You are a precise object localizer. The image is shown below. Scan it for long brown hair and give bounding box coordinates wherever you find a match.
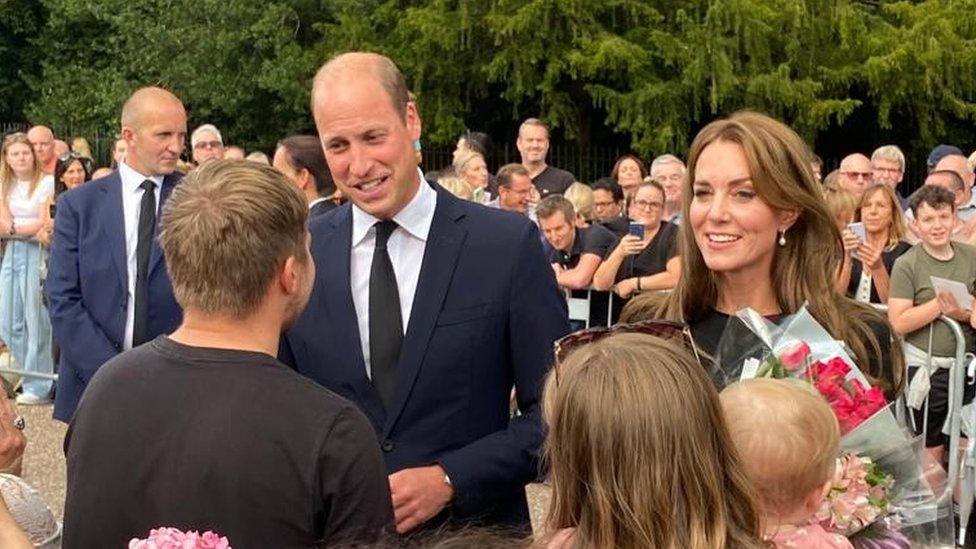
[651,111,904,396]
[856,183,907,250]
[543,333,764,549]
[0,133,44,198]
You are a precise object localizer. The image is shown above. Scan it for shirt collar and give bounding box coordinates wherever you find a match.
[119,161,164,194]
[352,168,437,246]
[961,189,976,211]
[308,196,330,209]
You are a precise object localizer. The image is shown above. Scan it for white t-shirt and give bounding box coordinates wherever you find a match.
[7,176,54,223]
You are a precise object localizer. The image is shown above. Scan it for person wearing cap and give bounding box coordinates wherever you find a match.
[190,124,225,166]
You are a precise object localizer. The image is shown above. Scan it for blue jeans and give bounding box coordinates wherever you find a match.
[0,240,53,398]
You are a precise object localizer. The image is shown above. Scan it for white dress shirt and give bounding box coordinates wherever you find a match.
[118,162,163,350]
[350,169,436,378]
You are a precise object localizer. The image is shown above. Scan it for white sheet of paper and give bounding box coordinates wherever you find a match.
[740,358,761,380]
[931,276,974,310]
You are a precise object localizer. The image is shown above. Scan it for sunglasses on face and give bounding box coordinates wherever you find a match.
[552,319,704,383]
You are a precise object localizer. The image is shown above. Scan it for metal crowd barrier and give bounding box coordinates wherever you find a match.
[0,233,58,384]
[566,288,615,329]
[872,303,970,543]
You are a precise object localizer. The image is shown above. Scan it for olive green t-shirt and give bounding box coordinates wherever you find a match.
[889,242,976,356]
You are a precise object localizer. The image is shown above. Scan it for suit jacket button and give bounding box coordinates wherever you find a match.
[381,441,394,452]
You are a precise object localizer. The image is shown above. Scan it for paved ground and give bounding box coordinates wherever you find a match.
[12,401,553,534]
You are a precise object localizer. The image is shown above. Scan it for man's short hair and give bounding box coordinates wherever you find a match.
[191,124,223,148]
[313,52,411,123]
[496,163,530,189]
[871,145,905,171]
[277,135,335,195]
[518,118,548,138]
[649,154,685,176]
[535,195,575,224]
[927,169,965,193]
[159,160,308,316]
[591,177,624,202]
[909,184,957,216]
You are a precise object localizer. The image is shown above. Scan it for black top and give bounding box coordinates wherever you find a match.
[544,224,617,268]
[64,337,393,549]
[611,221,679,283]
[532,165,575,197]
[597,216,630,238]
[846,240,912,303]
[689,308,897,399]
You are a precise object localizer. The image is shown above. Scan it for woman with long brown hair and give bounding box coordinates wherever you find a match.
[623,111,904,398]
[542,332,764,548]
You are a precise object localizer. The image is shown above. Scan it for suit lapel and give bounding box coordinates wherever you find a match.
[148,173,180,276]
[101,173,128,286]
[383,189,466,435]
[318,208,384,423]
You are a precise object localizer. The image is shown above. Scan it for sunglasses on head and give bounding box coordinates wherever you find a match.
[58,152,84,162]
[552,319,704,383]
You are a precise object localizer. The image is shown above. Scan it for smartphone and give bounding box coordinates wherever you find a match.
[628,221,645,240]
[49,203,56,218]
[847,222,866,241]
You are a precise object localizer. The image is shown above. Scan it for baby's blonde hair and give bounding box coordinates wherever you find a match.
[720,378,838,513]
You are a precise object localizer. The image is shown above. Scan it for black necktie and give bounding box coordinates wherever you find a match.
[133,180,156,347]
[369,220,403,409]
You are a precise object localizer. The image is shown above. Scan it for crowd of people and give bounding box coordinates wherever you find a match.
[0,50,973,547]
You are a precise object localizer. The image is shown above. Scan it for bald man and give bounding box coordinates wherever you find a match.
[837,153,873,199]
[46,86,185,422]
[27,126,56,174]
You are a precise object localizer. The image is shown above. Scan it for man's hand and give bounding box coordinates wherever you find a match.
[937,292,971,322]
[389,465,454,534]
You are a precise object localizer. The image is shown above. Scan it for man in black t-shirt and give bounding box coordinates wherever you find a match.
[517,118,575,197]
[591,177,630,237]
[63,161,392,548]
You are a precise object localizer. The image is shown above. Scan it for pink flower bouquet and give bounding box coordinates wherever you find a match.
[129,527,231,549]
[817,453,893,537]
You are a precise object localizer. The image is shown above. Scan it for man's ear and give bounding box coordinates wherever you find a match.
[298,169,313,192]
[280,256,299,295]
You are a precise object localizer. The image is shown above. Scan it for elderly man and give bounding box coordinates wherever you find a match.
[649,154,685,222]
[26,125,56,174]
[47,87,186,422]
[516,118,574,197]
[190,123,225,165]
[934,154,976,223]
[490,163,536,219]
[837,153,873,199]
[282,52,568,535]
[872,145,908,209]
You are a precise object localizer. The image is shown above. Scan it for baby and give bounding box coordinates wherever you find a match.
[721,378,851,548]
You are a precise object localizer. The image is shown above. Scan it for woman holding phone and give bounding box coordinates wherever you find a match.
[592,181,681,298]
[837,183,911,303]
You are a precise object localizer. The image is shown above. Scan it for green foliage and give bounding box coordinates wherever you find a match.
[7,0,976,166]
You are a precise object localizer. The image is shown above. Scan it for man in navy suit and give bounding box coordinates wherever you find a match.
[46,87,186,422]
[281,53,569,534]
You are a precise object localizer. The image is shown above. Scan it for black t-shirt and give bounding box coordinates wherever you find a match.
[846,240,912,303]
[532,165,575,197]
[612,221,679,283]
[545,224,617,268]
[64,337,393,549]
[597,216,630,238]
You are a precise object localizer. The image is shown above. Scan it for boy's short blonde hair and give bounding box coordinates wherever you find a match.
[720,378,839,511]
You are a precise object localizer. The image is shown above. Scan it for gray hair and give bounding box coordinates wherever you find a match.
[649,154,685,177]
[191,124,223,148]
[871,145,905,171]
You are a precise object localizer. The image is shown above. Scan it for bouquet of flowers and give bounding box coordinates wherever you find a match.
[129,527,232,549]
[818,453,893,536]
[715,305,955,547]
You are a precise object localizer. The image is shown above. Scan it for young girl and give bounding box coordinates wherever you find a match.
[721,378,851,548]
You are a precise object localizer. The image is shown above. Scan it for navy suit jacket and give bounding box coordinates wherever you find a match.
[282,185,569,529]
[46,171,183,422]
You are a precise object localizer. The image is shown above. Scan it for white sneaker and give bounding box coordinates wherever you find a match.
[15,394,51,405]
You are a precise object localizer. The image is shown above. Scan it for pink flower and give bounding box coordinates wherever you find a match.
[129,527,231,549]
[778,341,811,371]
